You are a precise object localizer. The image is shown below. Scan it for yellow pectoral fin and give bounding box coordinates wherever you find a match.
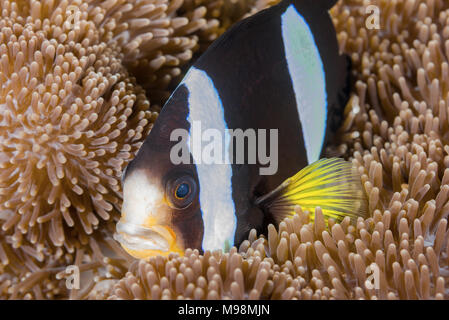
[256,158,368,225]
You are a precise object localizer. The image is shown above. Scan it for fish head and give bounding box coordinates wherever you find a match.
[114,86,204,260]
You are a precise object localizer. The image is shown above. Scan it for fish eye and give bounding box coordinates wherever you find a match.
[175,183,190,199]
[166,175,197,209]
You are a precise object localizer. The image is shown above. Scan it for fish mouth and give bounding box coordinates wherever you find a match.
[113,221,172,252]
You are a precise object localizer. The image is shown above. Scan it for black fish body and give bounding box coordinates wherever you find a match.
[190,0,350,241]
[114,0,363,260]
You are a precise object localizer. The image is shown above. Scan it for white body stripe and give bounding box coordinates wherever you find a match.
[182,67,237,251]
[281,4,327,164]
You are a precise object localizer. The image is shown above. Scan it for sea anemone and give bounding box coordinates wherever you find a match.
[94,0,277,104]
[108,245,300,300]
[0,7,156,250]
[107,206,448,299]
[0,232,68,300]
[179,0,278,43]
[0,220,136,299]
[3,0,449,300]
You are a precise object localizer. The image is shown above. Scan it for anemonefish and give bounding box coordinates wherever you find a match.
[113,0,368,260]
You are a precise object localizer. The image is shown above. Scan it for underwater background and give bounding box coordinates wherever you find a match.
[0,0,448,300]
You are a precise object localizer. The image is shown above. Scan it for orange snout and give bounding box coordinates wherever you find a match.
[114,216,184,260]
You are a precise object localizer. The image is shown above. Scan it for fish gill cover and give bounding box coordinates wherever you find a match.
[0,0,449,300]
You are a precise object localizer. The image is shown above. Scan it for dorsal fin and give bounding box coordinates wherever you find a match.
[291,0,338,11]
[323,0,339,10]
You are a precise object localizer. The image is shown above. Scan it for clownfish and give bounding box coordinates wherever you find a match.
[113,0,368,259]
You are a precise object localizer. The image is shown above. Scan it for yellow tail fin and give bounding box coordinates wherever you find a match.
[255,158,368,224]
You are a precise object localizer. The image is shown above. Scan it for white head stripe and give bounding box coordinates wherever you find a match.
[121,169,163,226]
[281,4,327,164]
[182,67,237,251]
